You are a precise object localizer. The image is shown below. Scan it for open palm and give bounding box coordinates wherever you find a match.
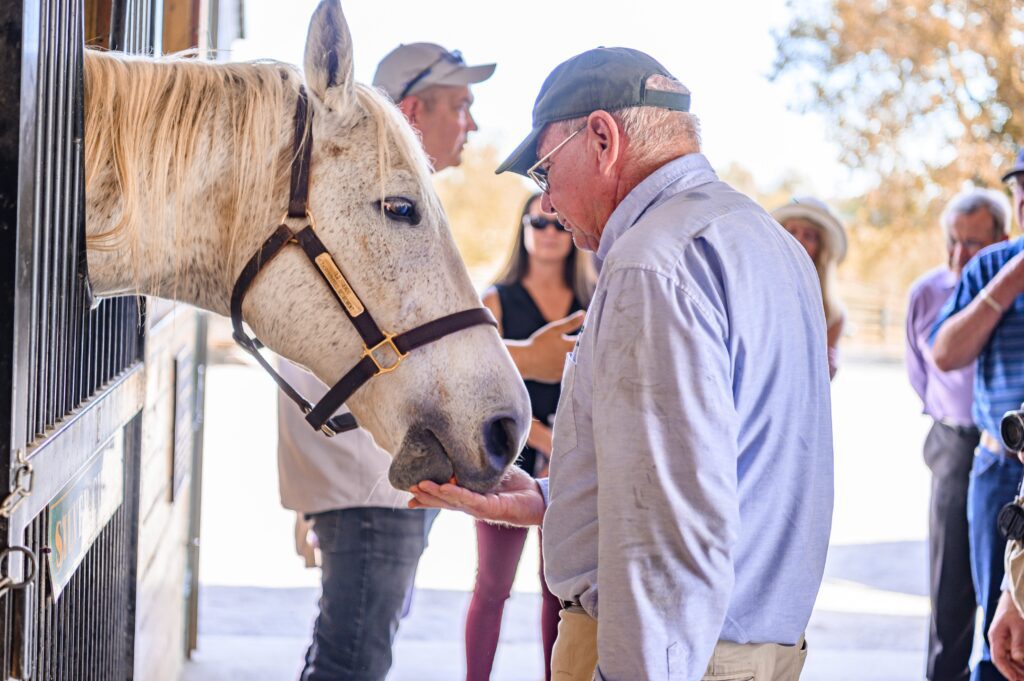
[408,466,546,527]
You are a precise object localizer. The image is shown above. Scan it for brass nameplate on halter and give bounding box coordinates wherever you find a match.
[314,253,365,317]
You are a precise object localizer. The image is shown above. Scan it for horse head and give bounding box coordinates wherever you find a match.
[83,0,531,492]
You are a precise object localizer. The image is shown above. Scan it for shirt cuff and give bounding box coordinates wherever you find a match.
[536,477,550,507]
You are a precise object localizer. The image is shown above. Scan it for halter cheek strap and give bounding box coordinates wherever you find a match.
[229,87,497,437]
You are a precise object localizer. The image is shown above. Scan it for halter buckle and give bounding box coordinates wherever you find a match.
[364,333,407,375]
[280,210,317,243]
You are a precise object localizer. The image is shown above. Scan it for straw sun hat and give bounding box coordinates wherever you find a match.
[771,196,848,264]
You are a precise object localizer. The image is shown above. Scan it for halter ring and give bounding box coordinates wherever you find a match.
[364,333,407,375]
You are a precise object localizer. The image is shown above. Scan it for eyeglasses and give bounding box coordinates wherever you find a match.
[523,215,568,232]
[398,49,465,101]
[526,124,586,193]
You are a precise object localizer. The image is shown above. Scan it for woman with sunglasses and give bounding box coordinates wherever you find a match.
[464,193,595,681]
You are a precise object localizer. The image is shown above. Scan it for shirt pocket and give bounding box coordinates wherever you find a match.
[551,353,578,454]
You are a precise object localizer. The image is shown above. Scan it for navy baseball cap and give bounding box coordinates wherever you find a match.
[1003,148,1024,183]
[496,47,690,176]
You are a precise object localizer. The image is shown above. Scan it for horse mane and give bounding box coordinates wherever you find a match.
[83,48,437,289]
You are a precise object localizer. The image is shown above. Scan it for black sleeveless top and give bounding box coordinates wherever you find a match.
[496,282,584,475]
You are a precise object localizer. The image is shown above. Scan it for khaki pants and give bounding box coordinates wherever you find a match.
[551,607,598,679]
[549,608,806,681]
[702,637,807,681]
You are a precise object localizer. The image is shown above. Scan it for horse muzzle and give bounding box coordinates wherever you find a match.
[388,412,525,493]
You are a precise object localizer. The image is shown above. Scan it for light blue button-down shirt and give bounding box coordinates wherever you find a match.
[541,153,834,680]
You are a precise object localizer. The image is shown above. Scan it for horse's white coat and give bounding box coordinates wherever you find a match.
[82,0,530,491]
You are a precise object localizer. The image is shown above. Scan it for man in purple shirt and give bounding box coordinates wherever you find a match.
[906,187,1009,681]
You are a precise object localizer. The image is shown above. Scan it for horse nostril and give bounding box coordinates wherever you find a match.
[483,416,519,472]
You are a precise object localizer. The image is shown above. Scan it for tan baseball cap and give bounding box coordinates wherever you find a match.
[372,43,495,103]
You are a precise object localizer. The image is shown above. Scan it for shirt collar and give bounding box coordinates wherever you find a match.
[943,267,958,290]
[595,153,719,265]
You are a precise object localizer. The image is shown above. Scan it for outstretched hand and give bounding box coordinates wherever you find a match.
[408,465,546,527]
[991,590,1024,681]
[506,310,584,383]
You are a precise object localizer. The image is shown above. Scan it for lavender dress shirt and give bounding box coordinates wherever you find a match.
[905,266,975,427]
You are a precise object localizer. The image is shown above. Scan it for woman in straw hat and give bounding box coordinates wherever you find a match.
[772,196,848,379]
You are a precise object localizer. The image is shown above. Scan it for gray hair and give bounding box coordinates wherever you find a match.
[550,74,701,165]
[940,188,1011,239]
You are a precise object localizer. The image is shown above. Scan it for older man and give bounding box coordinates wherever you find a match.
[907,188,1010,681]
[410,47,833,681]
[933,161,1024,681]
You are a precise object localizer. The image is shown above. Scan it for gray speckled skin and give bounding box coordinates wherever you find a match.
[84,0,530,491]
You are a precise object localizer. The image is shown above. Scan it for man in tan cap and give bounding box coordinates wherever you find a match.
[279,42,496,681]
[280,42,582,681]
[373,42,494,172]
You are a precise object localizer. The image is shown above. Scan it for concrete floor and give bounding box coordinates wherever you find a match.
[183,355,951,680]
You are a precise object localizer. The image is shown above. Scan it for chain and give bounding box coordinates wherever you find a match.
[0,450,33,520]
[0,450,39,599]
[0,546,37,599]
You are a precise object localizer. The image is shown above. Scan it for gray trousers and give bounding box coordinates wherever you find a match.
[923,420,979,681]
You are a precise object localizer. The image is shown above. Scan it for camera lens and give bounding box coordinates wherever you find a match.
[1001,410,1024,452]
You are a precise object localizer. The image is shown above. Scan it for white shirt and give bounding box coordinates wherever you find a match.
[276,360,411,513]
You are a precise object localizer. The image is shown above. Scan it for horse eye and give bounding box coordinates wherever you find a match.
[377,197,420,226]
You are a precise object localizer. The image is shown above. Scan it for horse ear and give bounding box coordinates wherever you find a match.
[303,0,356,118]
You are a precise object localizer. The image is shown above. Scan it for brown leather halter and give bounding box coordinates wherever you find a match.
[230,88,497,437]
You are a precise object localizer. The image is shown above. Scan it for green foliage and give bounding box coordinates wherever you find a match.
[772,0,1024,311]
[774,0,1024,187]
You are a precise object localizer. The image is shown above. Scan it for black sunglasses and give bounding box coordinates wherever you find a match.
[523,215,568,232]
[398,49,465,101]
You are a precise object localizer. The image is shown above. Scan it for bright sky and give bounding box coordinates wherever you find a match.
[230,0,850,199]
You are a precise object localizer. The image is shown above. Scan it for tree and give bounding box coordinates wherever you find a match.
[773,0,1024,304]
[774,0,1024,190]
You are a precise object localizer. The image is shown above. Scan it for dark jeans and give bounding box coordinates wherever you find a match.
[301,507,437,681]
[968,445,1023,681]
[923,421,978,681]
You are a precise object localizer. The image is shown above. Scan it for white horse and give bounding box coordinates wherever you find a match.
[81,0,530,492]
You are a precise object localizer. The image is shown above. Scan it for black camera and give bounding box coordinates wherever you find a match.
[1003,407,1024,454]
[999,403,1024,541]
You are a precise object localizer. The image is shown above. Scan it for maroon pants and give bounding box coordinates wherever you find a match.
[464,520,560,681]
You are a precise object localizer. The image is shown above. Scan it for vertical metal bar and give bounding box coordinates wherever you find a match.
[39,0,59,433]
[186,316,207,655]
[55,0,76,422]
[65,0,80,410]
[48,0,68,428]
[37,515,48,679]
[0,0,41,517]
[102,300,112,384]
[71,0,86,409]
[26,0,51,443]
[95,304,104,388]
[109,0,126,52]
